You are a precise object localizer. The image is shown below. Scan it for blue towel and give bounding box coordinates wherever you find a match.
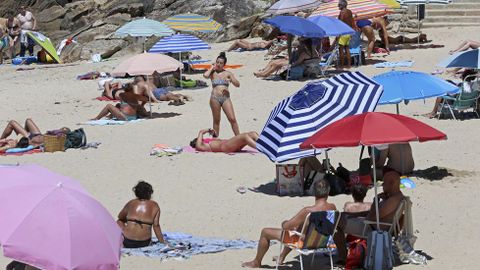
[82,119,145,126]
[234,48,267,52]
[122,232,257,261]
[374,61,415,68]
[5,145,36,153]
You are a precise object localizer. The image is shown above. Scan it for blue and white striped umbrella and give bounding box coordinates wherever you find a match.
[256,72,383,163]
[398,0,451,5]
[148,34,210,53]
[115,18,174,37]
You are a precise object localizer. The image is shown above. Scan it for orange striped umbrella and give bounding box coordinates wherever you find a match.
[310,0,392,20]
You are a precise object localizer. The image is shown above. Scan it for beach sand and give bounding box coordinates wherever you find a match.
[1,26,479,269]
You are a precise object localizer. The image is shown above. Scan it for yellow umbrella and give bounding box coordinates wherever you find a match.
[378,0,401,8]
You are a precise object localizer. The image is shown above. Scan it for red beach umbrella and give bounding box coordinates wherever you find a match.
[300,112,447,229]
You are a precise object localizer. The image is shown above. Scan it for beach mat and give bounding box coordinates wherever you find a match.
[190,64,243,70]
[374,61,414,68]
[80,119,145,126]
[182,146,258,155]
[95,96,119,102]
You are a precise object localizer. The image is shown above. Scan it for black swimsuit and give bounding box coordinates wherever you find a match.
[122,219,154,248]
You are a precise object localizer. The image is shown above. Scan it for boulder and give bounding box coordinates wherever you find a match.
[250,22,274,39]
[106,13,131,26]
[37,6,66,23]
[106,3,145,17]
[38,19,63,33]
[215,14,261,42]
[75,24,118,43]
[60,42,83,63]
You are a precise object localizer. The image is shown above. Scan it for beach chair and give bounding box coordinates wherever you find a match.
[438,75,480,120]
[319,45,339,77]
[349,32,363,67]
[276,211,341,270]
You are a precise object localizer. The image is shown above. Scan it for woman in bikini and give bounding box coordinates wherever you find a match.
[203,52,241,136]
[1,118,45,148]
[190,128,258,153]
[227,39,274,51]
[117,181,166,248]
[92,83,146,121]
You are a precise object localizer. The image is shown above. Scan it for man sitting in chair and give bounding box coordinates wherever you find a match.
[334,169,404,265]
[242,179,336,268]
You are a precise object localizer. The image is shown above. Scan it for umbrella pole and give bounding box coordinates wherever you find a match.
[148,74,152,118]
[396,104,400,115]
[179,52,183,89]
[371,149,380,230]
[325,150,330,173]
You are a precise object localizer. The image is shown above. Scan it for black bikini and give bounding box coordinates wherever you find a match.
[122,219,154,248]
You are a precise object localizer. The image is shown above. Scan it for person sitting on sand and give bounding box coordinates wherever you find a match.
[117,181,166,248]
[92,83,147,121]
[333,170,404,265]
[242,179,336,268]
[134,75,190,105]
[102,81,125,100]
[191,128,259,153]
[344,184,372,213]
[424,69,478,118]
[449,39,480,54]
[373,143,414,179]
[227,39,275,52]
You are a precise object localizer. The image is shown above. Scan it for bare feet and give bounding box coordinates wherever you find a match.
[422,112,437,119]
[272,255,286,265]
[241,260,260,268]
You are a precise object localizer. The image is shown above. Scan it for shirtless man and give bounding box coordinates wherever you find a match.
[191,128,258,153]
[17,6,36,57]
[334,170,404,264]
[344,184,372,213]
[133,76,190,105]
[242,179,336,268]
[227,39,274,52]
[337,0,355,69]
[375,143,414,178]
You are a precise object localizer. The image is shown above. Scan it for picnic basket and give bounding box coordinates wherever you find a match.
[43,134,66,152]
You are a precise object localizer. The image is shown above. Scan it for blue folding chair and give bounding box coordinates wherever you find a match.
[349,31,362,67]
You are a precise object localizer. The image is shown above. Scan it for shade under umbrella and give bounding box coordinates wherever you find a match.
[111,53,183,77]
[115,18,174,37]
[256,71,383,162]
[374,70,460,105]
[300,112,447,229]
[0,164,122,270]
[438,49,480,69]
[149,34,210,53]
[310,0,392,20]
[264,15,327,38]
[307,15,356,37]
[163,13,222,33]
[266,0,324,15]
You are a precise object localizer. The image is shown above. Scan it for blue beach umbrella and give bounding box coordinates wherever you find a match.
[307,15,355,37]
[438,49,480,69]
[374,71,459,107]
[149,34,210,53]
[256,71,383,162]
[264,16,326,38]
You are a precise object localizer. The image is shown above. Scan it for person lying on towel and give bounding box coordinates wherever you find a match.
[227,39,275,52]
[242,179,337,268]
[117,181,167,248]
[190,128,258,153]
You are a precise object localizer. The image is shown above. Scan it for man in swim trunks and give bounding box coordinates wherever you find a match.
[337,0,355,69]
[133,76,190,105]
[241,179,336,268]
[227,39,275,52]
[191,128,258,153]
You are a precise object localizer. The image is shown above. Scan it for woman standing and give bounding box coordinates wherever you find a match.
[203,52,240,136]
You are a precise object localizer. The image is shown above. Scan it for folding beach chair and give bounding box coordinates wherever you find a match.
[349,32,363,67]
[276,211,341,270]
[319,44,339,77]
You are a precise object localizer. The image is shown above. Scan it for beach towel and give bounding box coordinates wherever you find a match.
[233,48,267,52]
[191,64,243,70]
[1,148,42,156]
[151,144,183,157]
[373,61,415,68]
[183,59,210,65]
[95,96,119,102]
[80,119,145,126]
[122,232,257,261]
[182,146,259,155]
[76,71,110,80]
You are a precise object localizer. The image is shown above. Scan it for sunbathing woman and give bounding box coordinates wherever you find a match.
[227,39,274,52]
[134,75,190,105]
[190,128,258,153]
[1,118,44,147]
[203,52,241,136]
[117,181,166,248]
[92,84,146,121]
[102,81,125,100]
[449,39,480,54]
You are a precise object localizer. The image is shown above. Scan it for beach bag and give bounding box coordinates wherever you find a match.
[276,164,303,196]
[64,128,87,149]
[325,173,346,196]
[287,66,304,80]
[43,134,66,152]
[346,238,367,270]
[364,230,394,270]
[303,171,325,196]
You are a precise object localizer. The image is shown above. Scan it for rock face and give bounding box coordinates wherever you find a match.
[0,0,269,62]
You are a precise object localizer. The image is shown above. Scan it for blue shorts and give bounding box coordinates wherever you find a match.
[153,88,169,100]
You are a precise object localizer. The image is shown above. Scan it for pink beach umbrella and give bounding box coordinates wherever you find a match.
[0,164,122,270]
[111,52,183,77]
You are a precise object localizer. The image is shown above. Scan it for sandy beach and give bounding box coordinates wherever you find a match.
[1,26,480,269]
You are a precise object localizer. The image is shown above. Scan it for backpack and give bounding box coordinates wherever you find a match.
[364,230,394,270]
[64,128,87,149]
[325,173,346,196]
[346,238,367,270]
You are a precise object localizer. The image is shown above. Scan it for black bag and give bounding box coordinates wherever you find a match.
[364,230,394,270]
[324,173,346,196]
[64,128,87,149]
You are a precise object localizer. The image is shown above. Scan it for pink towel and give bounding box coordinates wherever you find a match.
[95,96,119,102]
